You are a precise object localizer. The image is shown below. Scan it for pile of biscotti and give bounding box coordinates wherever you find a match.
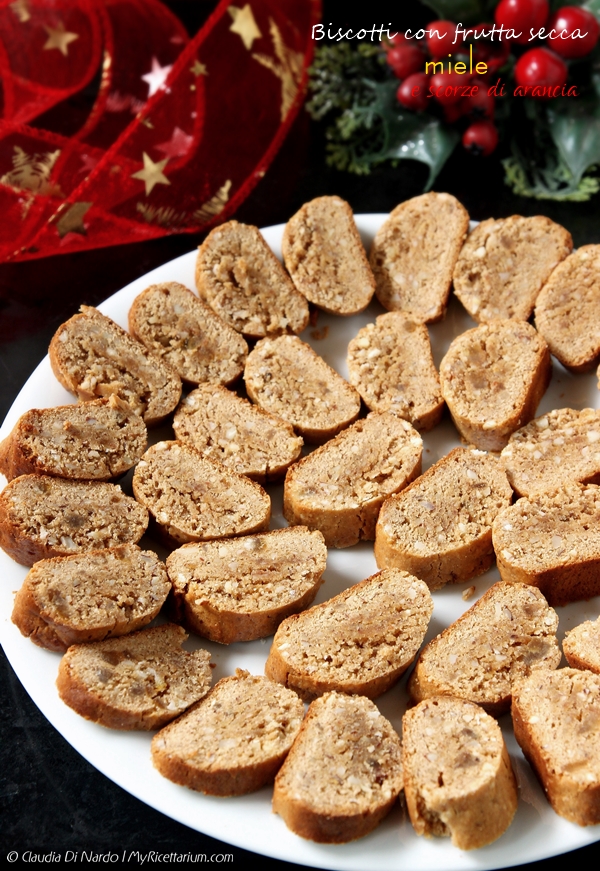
[2,193,600,849]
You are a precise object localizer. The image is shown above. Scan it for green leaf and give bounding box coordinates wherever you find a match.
[386,121,460,190]
[582,0,600,22]
[547,97,600,184]
[421,0,490,24]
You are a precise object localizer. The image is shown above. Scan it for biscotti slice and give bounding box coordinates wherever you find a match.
[132,441,270,545]
[402,697,517,850]
[347,312,444,431]
[195,221,309,338]
[273,692,403,844]
[535,246,600,372]
[408,581,561,715]
[265,569,433,701]
[439,320,551,451]
[128,282,248,385]
[281,196,375,316]
[563,618,600,674]
[369,193,469,322]
[49,306,181,425]
[453,215,573,323]
[166,527,327,643]
[12,545,170,652]
[56,624,212,730]
[0,397,147,482]
[493,483,600,605]
[283,412,422,548]
[0,475,148,566]
[172,384,302,483]
[500,408,600,497]
[151,669,304,795]
[375,448,512,590]
[512,667,600,825]
[244,335,361,443]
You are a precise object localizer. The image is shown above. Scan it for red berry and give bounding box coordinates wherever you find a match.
[514,47,568,92]
[442,101,466,123]
[396,72,430,112]
[548,6,599,58]
[386,44,426,79]
[462,80,495,120]
[430,70,468,104]
[469,22,511,74]
[426,20,462,56]
[462,120,499,156]
[381,31,407,51]
[494,0,549,45]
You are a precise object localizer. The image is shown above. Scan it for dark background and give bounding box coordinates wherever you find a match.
[1,1,599,868]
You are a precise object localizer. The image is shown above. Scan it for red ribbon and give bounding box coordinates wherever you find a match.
[0,0,320,262]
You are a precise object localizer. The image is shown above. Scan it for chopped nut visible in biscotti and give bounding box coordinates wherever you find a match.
[265,569,433,701]
[535,246,600,373]
[57,624,212,730]
[369,192,469,323]
[563,617,600,675]
[439,319,551,451]
[244,335,361,443]
[0,475,149,567]
[282,196,375,316]
[493,483,600,605]
[12,545,170,652]
[511,667,600,826]
[408,581,561,715]
[151,670,304,795]
[402,697,518,850]
[283,412,422,548]
[0,397,147,482]
[194,221,309,338]
[132,441,270,545]
[453,216,573,323]
[347,312,444,431]
[166,527,327,644]
[375,447,512,590]
[172,383,302,483]
[128,282,248,385]
[500,407,600,497]
[48,306,181,426]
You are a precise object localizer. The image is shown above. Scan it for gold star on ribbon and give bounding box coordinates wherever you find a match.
[190,60,207,76]
[56,202,92,238]
[10,0,30,22]
[131,153,170,196]
[228,5,261,50]
[43,22,79,56]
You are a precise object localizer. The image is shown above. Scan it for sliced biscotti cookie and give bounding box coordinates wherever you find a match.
[439,320,551,451]
[283,413,422,548]
[512,667,600,825]
[12,545,170,652]
[273,692,403,844]
[172,384,302,483]
[132,441,270,545]
[375,448,512,590]
[402,697,517,850]
[453,215,573,323]
[408,581,561,715]
[0,397,147,482]
[493,483,600,605]
[244,335,361,443]
[347,312,444,431]
[0,475,148,566]
[535,246,600,372]
[369,193,469,322]
[563,618,600,674]
[166,527,327,643]
[57,623,212,730]
[194,221,309,338]
[265,569,433,701]
[281,196,375,316]
[500,408,600,497]
[49,306,181,426]
[128,282,248,385]
[151,669,304,795]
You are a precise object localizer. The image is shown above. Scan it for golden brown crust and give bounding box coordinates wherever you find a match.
[563,618,600,675]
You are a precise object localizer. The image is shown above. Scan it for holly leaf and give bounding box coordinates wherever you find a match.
[421,1,493,25]
[582,0,600,22]
[386,121,460,190]
[547,95,600,185]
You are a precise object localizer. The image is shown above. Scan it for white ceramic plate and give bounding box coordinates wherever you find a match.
[1,215,599,870]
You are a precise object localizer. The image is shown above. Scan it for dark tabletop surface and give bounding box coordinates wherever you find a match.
[1,2,599,868]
